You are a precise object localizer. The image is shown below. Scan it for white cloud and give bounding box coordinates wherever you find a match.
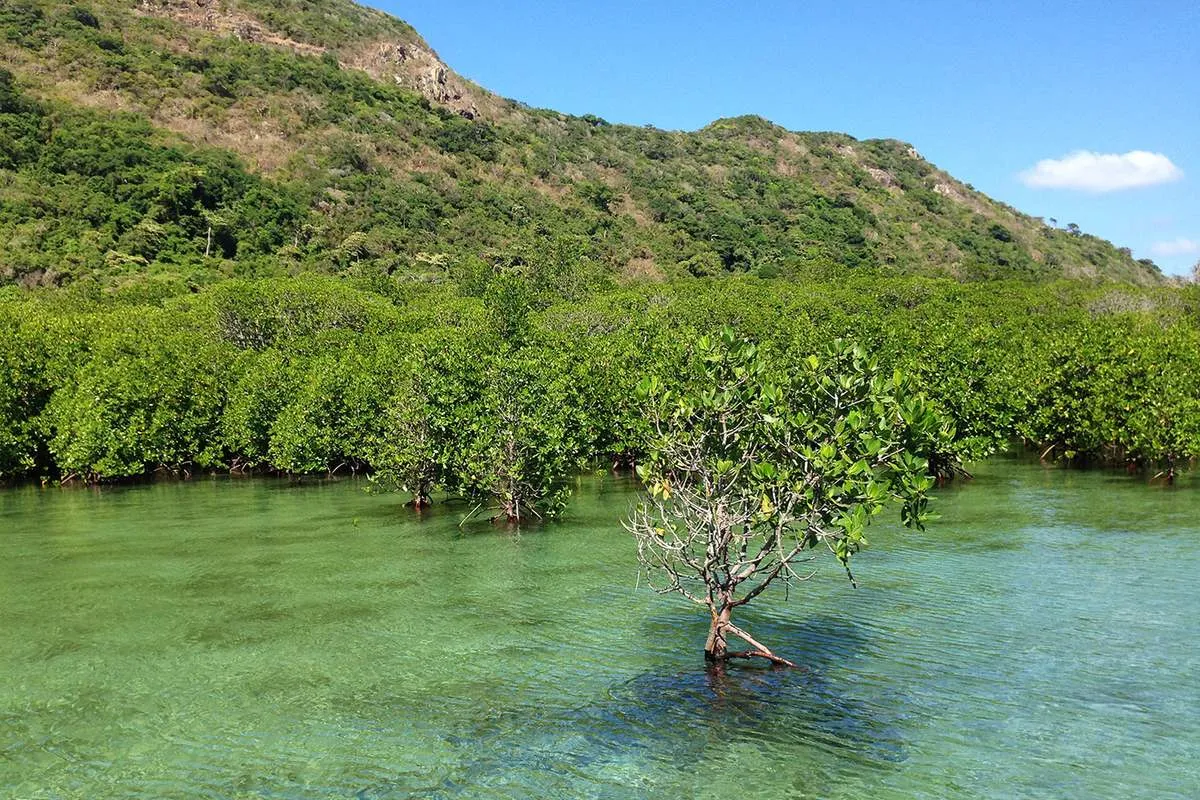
[1150,238,1200,257]
[1019,150,1182,192]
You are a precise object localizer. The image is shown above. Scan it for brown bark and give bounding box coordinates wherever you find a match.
[704,605,731,662]
[704,603,797,668]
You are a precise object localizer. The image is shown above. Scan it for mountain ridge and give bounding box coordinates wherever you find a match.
[0,0,1165,288]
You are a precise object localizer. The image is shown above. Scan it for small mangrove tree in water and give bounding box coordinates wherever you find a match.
[627,330,954,666]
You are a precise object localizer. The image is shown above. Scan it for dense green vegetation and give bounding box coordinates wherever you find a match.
[1,0,1194,515]
[0,0,1164,289]
[3,274,1200,510]
[0,67,302,286]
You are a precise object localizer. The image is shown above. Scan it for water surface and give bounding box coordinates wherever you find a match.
[2,461,1198,798]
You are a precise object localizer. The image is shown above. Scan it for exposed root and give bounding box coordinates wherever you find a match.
[724,622,798,667]
[706,619,799,667]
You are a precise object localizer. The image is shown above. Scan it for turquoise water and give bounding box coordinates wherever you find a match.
[1,461,1198,798]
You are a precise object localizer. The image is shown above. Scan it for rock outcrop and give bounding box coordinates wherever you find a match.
[351,41,480,119]
[138,0,482,118]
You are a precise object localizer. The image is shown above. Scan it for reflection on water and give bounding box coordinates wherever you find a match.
[1,460,1199,798]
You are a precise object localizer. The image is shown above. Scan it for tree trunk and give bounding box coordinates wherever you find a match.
[413,478,433,509]
[704,605,731,662]
[704,602,798,668]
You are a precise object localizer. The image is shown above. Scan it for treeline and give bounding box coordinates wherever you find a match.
[3,274,1199,509]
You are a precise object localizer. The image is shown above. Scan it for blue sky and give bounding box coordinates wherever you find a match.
[375,1,1199,275]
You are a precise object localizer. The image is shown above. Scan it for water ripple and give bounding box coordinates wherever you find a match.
[2,463,1199,798]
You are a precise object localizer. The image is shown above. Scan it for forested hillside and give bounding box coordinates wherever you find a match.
[0,0,1164,290]
[5,0,1196,499]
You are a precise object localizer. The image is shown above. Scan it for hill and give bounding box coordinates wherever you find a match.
[0,0,1165,290]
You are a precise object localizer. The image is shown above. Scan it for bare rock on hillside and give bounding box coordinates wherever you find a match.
[354,41,480,119]
[137,2,481,118]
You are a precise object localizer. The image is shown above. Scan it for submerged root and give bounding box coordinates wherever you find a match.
[723,649,798,668]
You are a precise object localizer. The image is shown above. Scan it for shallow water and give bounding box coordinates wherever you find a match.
[1,460,1198,798]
